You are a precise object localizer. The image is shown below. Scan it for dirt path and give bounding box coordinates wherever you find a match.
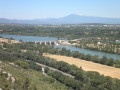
[43,53,120,79]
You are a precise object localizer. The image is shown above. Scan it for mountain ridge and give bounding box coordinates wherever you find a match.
[0,14,120,24]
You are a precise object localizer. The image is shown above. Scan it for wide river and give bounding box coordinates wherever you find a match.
[0,34,120,60]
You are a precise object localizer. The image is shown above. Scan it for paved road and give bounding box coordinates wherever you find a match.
[36,63,74,78]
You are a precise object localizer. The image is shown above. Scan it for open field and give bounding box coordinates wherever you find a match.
[44,53,120,79]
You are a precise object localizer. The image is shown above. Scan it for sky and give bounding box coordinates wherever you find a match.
[0,0,120,19]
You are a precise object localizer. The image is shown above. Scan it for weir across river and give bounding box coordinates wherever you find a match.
[35,41,58,45]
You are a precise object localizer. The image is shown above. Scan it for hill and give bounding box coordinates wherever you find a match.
[0,61,69,90]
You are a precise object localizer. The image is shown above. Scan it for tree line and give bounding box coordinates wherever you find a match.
[1,24,120,40]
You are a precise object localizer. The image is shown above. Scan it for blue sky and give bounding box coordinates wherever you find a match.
[0,0,120,19]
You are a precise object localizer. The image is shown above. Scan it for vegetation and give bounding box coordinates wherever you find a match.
[45,68,83,90]
[0,62,68,90]
[47,46,120,68]
[1,42,120,68]
[1,23,120,89]
[1,24,120,40]
[72,40,120,55]
[45,68,120,90]
[0,42,120,90]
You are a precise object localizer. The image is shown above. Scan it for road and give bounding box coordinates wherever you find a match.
[36,63,74,78]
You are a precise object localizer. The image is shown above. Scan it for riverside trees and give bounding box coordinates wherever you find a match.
[76,40,120,55]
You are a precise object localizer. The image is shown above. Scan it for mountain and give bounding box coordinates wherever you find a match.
[0,14,120,24]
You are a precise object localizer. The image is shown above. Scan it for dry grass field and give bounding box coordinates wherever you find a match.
[44,53,120,79]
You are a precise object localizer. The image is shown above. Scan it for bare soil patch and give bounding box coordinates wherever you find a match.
[0,30,3,32]
[44,53,120,79]
[0,38,21,44]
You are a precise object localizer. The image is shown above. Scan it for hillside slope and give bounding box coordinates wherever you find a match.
[0,61,69,90]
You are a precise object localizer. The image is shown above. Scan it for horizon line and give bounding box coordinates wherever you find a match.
[0,14,120,20]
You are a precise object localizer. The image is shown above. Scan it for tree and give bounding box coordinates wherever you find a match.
[106,58,114,66]
[91,55,99,63]
[100,56,108,64]
[85,54,92,61]
[19,39,23,42]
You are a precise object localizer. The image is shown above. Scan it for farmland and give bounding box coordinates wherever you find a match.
[44,53,120,79]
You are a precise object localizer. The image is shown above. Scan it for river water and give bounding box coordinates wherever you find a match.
[0,34,57,42]
[0,34,120,60]
[55,45,120,60]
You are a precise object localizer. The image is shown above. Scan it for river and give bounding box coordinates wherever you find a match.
[55,45,120,60]
[0,34,120,60]
[0,34,57,42]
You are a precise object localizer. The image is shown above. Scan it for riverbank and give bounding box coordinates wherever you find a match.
[69,39,120,55]
[0,38,21,44]
[1,34,120,60]
[44,53,120,79]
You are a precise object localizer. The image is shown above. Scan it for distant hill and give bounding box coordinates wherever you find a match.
[0,14,120,24]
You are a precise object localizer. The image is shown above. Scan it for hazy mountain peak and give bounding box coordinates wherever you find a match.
[0,14,120,24]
